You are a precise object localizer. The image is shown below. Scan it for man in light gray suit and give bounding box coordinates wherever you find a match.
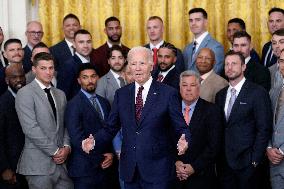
[15,52,73,189]
[183,8,224,74]
[96,45,126,105]
[196,48,228,103]
[268,49,284,189]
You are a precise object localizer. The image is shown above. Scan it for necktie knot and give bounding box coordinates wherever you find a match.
[157,74,164,82]
[193,41,197,46]
[231,88,236,95]
[138,86,144,93]
[44,88,51,93]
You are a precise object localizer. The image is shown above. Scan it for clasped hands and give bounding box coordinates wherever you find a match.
[53,146,71,164]
[267,147,284,165]
[175,161,195,180]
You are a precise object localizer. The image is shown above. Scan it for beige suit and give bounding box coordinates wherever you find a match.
[200,71,228,103]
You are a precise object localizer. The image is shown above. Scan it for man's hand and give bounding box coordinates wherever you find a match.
[267,148,284,165]
[176,161,188,181]
[101,153,114,169]
[177,134,188,155]
[184,164,195,176]
[1,169,16,184]
[53,146,71,164]
[82,134,95,154]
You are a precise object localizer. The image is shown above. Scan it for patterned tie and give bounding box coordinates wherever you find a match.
[153,48,158,66]
[118,76,125,87]
[156,74,164,82]
[90,96,104,120]
[44,88,57,122]
[135,86,144,121]
[183,106,191,125]
[226,88,237,120]
[191,41,197,62]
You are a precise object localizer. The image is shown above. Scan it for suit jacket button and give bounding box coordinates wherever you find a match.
[136,131,139,135]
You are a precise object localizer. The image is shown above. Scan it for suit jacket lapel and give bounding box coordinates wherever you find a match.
[138,82,158,128]
[189,98,203,133]
[128,84,137,127]
[193,34,211,62]
[107,71,120,89]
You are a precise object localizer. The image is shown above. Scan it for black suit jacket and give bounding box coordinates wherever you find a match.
[57,54,83,100]
[0,67,7,96]
[215,80,272,170]
[0,90,25,174]
[244,58,271,91]
[50,40,73,70]
[23,45,32,73]
[180,98,222,174]
[152,66,180,90]
[261,41,278,67]
[144,42,185,74]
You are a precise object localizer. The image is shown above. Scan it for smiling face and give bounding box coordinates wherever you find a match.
[25,22,43,47]
[157,47,176,71]
[108,50,126,72]
[73,33,92,57]
[4,42,24,63]
[63,18,81,41]
[268,11,284,34]
[196,48,215,75]
[78,69,99,93]
[189,12,207,38]
[128,49,153,86]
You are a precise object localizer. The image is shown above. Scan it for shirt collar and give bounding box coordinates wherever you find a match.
[135,77,153,90]
[75,52,90,63]
[27,43,33,50]
[245,56,251,64]
[194,31,208,45]
[149,40,164,50]
[81,88,95,99]
[107,41,122,48]
[65,38,73,48]
[200,69,213,81]
[35,78,52,89]
[159,65,175,77]
[228,77,246,96]
[182,98,198,111]
[110,69,121,79]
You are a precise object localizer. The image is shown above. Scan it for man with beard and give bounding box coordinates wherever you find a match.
[65,63,113,189]
[0,64,28,189]
[50,14,81,70]
[57,29,94,100]
[23,21,44,73]
[91,16,130,77]
[152,42,180,90]
[215,51,272,189]
[0,39,24,96]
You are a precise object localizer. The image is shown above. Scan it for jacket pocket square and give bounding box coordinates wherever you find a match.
[240,102,247,105]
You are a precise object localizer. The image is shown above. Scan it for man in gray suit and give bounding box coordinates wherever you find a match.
[196,48,228,103]
[96,45,126,106]
[183,8,224,74]
[15,52,73,189]
[268,49,284,189]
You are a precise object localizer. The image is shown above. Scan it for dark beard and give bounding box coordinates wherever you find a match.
[108,35,121,43]
[158,63,173,72]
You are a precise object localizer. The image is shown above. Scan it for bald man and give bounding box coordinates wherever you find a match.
[0,64,28,189]
[196,48,228,103]
[23,21,44,73]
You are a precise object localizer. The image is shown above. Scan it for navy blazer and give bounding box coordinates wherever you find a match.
[152,66,180,90]
[0,90,25,174]
[215,80,272,170]
[261,41,278,67]
[50,40,73,70]
[23,45,32,73]
[144,42,185,74]
[65,91,111,177]
[96,81,191,183]
[57,54,83,100]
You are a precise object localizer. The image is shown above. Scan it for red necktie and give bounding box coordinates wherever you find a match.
[157,74,164,82]
[135,86,144,121]
[153,48,158,66]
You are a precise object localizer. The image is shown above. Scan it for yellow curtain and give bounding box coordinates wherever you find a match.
[39,0,284,55]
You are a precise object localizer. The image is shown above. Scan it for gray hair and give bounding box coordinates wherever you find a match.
[127,46,153,65]
[179,70,201,85]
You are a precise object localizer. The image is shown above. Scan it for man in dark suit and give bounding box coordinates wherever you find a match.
[57,29,93,100]
[90,16,130,77]
[152,42,180,90]
[65,63,113,189]
[261,7,284,67]
[175,70,222,189]
[82,46,190,189]
[144,16,184,74]
[183,8,224,74]
[226,18,260,63]
[215,51,272,189]
[50,14,81,70]
[23,21,44,73]
[232,31,271,91]
[0,64,28,189]
[1,39,24,96]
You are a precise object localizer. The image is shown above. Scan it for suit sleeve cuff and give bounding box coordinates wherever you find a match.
[53,148,59,156]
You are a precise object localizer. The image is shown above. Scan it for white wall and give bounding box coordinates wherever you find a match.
[0,0,39,49]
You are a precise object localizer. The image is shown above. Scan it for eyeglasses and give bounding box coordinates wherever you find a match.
[27,31,43,36]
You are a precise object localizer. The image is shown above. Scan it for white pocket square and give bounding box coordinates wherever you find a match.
[240,102,247,105]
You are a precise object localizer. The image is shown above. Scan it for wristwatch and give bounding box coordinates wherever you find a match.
[252,161,258,167]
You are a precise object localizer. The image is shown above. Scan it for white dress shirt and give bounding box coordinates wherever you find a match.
[135,77,153,105]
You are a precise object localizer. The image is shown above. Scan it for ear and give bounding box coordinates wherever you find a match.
[104,28,107,35]
[3,51,7,59]
[173,56,177,64]
[32,66,36,73]
[5,77,9,85]
[242,63,246,72]
[77,77,81,85]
